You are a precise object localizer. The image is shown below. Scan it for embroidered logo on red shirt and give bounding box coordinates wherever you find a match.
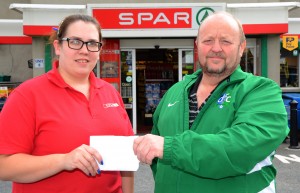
[103,103,119,108]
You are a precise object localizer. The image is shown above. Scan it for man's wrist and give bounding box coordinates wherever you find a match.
[161,136,173,164]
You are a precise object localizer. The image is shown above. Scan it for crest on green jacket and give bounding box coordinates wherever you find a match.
[217,93,231,109]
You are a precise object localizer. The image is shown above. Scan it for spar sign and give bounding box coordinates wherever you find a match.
[92,6,221,30]
[95,8,192,29]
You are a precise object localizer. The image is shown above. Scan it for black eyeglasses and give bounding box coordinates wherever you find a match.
[61,37,102,52]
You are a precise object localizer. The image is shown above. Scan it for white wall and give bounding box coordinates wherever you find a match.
[268,35,281,84]
[0,44,33,82]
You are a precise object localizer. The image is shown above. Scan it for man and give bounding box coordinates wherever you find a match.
[133,11,288,193]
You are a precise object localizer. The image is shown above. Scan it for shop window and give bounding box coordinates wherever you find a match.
[120,50,134,125]
[136,49,177,129]
[181,49,194,79]
[240,48,255,74]
[100,61,119,78]
[99,39,121,91]
[280,48,300,87]
[120,50,133,106]
[0,82,20,112]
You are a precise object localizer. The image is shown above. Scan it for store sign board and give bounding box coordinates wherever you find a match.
[92,6,223,30]
[282,36,298,51]
[93,8,191,29]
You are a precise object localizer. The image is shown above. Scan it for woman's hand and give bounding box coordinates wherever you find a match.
[63,144,103,176]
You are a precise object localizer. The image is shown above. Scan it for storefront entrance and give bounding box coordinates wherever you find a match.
[119,49,194,133]
[120,48,181,134]
[135,48,178,133]
[117,39,194,134]
[117,38,257,134]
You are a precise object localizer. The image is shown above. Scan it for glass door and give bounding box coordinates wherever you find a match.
[241,47,256,74]
[120,50,137,133]
[179,49,194,80]
[240,39,257,75]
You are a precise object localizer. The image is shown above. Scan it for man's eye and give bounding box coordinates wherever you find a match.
[220,40,231,45]
[203,40,213,44]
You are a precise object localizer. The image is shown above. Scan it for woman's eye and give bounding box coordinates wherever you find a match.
[88,42,98,47]
[70,40,81,45]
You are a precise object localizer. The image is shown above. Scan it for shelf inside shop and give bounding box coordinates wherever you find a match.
[145,79,174,82]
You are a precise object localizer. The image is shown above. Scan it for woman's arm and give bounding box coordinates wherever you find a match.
[0,153,65,183]
[121,171,134,193]
[0,144,102,183]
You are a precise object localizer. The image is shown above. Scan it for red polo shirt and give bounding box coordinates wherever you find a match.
[0,61,134,193]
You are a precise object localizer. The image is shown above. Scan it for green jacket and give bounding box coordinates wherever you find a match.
[151,67,289,193]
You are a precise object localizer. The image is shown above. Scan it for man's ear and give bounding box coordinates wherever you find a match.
[239,40,247,57]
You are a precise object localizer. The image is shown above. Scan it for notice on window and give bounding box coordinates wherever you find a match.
[0,86,8,100]
[183,51,194,64]
[34,58,44,68]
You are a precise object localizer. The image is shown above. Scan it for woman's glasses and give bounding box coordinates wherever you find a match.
[61,38,102,52]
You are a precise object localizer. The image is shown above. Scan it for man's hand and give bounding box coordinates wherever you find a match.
[133,134,164,165]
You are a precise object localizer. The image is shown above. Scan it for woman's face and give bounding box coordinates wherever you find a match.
[53,20,100,79]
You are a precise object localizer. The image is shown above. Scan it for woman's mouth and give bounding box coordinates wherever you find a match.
[75,59,89,63]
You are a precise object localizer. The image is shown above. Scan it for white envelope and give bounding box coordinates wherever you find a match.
[90,136,140,171]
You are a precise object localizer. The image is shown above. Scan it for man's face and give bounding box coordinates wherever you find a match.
[196,15,246,78]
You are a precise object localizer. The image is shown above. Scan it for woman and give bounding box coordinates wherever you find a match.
[0,14,134,193]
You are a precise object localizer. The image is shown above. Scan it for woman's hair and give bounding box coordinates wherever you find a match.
[49,14,102,44]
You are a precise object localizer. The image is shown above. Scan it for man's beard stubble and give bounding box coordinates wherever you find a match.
[201,52,240,78]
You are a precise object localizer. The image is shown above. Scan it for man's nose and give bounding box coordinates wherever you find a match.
[211,40,223,52]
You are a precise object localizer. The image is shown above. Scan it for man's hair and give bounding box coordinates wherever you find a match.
[197,11,246,44]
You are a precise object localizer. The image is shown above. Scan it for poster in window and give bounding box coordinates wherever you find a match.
[100,61,119,78]
[0,87,8,102]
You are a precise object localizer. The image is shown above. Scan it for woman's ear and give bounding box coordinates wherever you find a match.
[53,40,61,56]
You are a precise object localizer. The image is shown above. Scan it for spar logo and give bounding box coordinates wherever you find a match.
[93,8,192,29]
[196,7,215,26]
